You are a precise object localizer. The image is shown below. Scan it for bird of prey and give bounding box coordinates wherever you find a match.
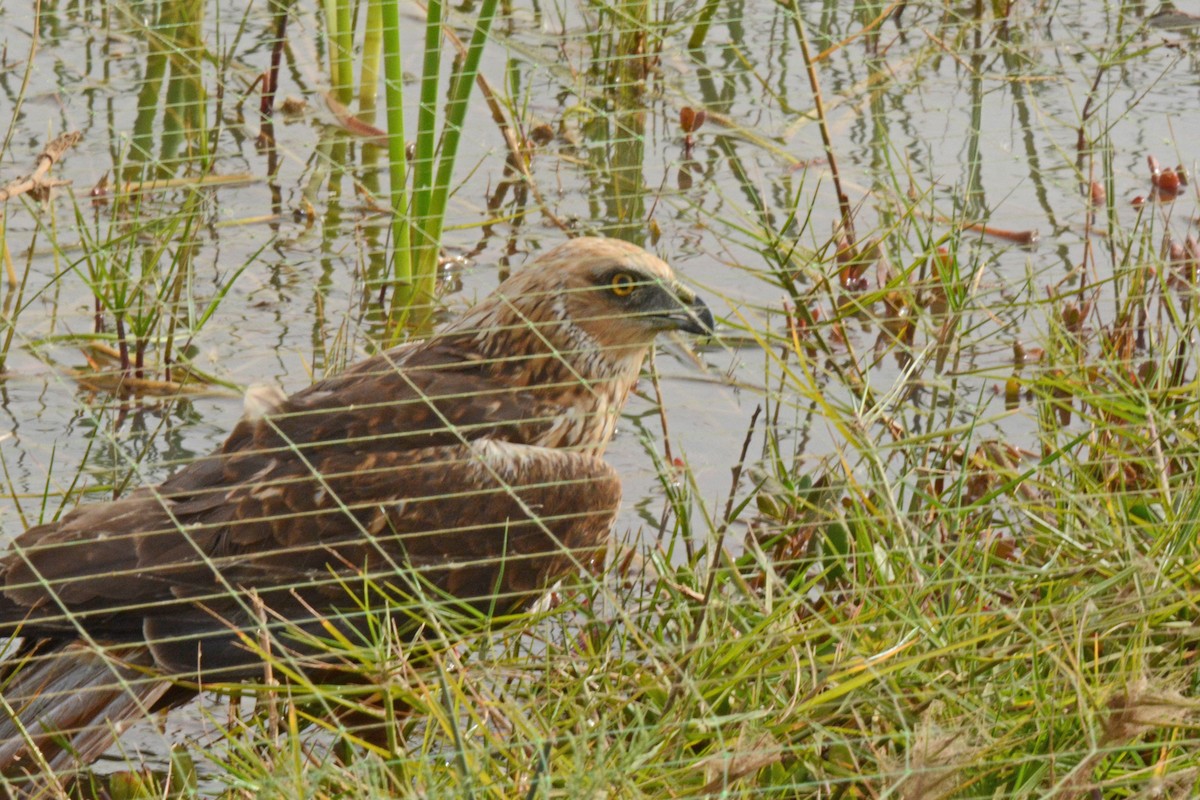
[0,237,713,785]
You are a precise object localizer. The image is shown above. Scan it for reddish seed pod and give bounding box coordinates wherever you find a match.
[1132,195,1146,208]
[678,107,706,134]
[679,107,697,133]
[1155,169,1181,194]
[1169,239,1186,263]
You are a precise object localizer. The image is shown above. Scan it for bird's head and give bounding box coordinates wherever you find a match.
[457,238,714,372]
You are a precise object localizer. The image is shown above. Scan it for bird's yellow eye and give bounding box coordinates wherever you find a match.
[610,272,637,297]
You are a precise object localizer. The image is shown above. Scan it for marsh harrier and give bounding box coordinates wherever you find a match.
[0,237,713,783]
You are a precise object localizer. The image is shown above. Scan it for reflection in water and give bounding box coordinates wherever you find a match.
[127,0,207,185]
[3,2,1194,529]
[606,0,649,244]
[3,3,1200,782]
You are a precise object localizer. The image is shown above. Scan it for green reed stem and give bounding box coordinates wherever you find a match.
[410,0,445,309]
[382,0,496,332]
[424,0,499,284]
[359,0,382,118]
[324,0,354,105]
[381,0,413,321]
[687,0,721,50]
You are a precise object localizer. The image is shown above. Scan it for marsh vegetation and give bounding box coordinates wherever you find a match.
[3,0,1200,796]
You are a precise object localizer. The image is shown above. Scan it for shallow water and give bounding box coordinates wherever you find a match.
[2,0,1200,777]
[4,3,1197,508]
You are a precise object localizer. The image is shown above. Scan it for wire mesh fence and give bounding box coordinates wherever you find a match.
[1,0,1200,797]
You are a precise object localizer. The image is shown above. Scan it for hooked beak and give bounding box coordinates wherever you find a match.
[656,284,715,336]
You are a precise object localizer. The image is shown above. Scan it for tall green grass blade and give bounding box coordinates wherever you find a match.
[381,0,413,323]
[359,0,382,118]
[424,0,500,277]
[324,0,354,105]
[410,0,445,311]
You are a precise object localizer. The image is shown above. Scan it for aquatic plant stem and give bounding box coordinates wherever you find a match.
[359,0,382,118]
[425,0,500,272]
[687,0,721,50]
[411,0,445,311]
[381,0,413,325]
[260,0,290,120]
[324,0,354,105]
[786,0,855,244]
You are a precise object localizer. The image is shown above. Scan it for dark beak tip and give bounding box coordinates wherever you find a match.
[681,297,715,336]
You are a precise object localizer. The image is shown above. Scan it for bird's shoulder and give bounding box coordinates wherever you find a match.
[217,334,559,458]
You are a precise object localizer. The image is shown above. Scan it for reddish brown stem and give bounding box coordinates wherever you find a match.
[788,1,855,244]
[260,0,289,120]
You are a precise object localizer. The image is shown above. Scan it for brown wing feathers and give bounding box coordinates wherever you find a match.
[0,237,712,787]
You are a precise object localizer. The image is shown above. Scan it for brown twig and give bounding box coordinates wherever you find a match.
[647,350,674,465]
[1075,62,1107,165]
[691,406,761,649]
[908,201,1040,246]
[959,220,1040,245]
[0,132,82,289]
[0,131,82,204]
[812,1,903,63]
[787,1,856,245]
[251,591,281,747]
[261,0,289,121]
[659,405,762,721]
[719,405,762,537]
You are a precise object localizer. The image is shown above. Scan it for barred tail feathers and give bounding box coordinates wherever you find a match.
[0,643,168,789]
